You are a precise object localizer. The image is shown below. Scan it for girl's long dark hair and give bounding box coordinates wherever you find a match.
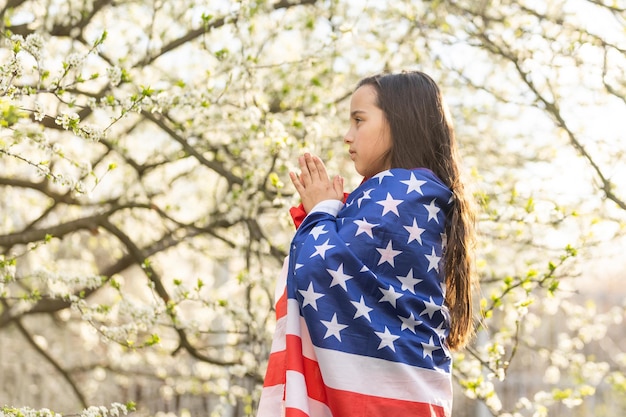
[357,71,477,351]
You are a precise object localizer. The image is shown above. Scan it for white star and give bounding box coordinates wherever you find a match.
[425,246,441,272]
[433,322,448,339]
[376,240,402,267]
[360,265,370,272]
[420,296,441,319]
[378,284,403,308]
[357,188,374,207]
[298,282,324,310]
[354,218,379,239]
[440,231,447,250]
[310,239,335,259]
[403,218,425,245]
[376,193,403,217]
[372,170,394,184]
[351,296,373,322]
[375,326,400,351]
[421,336,442,359]
[310,225,328,240]
[321,313,348,342]
[423,198,441,223]
[396,268,423,294]
[398,312,423,333]
[400,172,426,194]
[327,263,353,291]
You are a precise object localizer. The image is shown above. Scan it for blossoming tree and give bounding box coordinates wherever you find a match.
[1,0,625,416]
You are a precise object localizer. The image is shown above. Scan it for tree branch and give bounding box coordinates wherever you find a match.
[100,219,239,366]
[13,317,88,407]
[0,203,153,247]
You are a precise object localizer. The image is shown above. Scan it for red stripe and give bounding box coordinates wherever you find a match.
[262,349,286,387]
[325,386,447,417]
[276,288,287,319]
[285,335,328,404]
[285,407,310,417]
[264,340,448,416]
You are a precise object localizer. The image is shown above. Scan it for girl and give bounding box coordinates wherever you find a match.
[257,71,477,417]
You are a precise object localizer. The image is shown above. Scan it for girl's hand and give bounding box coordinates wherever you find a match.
[289,153,344,213]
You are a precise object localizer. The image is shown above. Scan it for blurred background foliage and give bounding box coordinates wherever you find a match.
[0,0,625,416]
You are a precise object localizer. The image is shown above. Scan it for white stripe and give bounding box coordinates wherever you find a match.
[285,370,310,413]
[269,315,287,353]
[314,346,452,410]
[285,370,333,417]
[286,299,317,360]
[286,298,450,409]
[285,299,302,339]
[274,257,289,306]
[299,315,316,360]
[257,384,285,417]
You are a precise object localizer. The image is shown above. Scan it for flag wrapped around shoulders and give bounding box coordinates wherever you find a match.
[258,168,455,417]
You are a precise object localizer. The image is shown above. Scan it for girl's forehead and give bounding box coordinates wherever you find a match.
[350,85,378,108]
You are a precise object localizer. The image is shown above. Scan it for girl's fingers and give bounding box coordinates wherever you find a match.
[289,171,305,195]
[333,175,344,198]
[298,155,311,186]
[304,153,321,181]
[312,155,329,181]
[296,153,333,189]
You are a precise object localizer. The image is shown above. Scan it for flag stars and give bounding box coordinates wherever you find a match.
[379,284,403,308]
[375,326,401,352]
[423,199,441,223]
[298,282,324,310]
[400,172,427,195]
[357,188,374,208]
[376,241,402,267]
[404,218,425,245]
[396,268,423,294]
[398,312,423,333]
[433,322,448,340]
[425,247,442,273]
[326,263,353,291]
[310,239,335,259]
[354,218,379,239]
[309,225,328,240]
[321,313,348,342]
[372,170,394,184]
[376,193,403,217]
[421,336,442,359]
[351,296,373,322]
[420,296,441,320]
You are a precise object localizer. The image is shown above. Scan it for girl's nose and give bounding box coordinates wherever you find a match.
[343,129,353,143]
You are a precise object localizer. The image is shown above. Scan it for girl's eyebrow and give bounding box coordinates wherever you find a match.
[350,110,366,117]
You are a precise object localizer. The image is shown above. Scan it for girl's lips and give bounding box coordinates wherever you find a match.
[349,150,356,159]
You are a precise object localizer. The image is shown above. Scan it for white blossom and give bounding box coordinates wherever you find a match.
[54,112,80,130]
[66,52,85,68]
[78,123,106,142]
[33,102,45,121]
[23,33,45,61]
[106,66,122,86]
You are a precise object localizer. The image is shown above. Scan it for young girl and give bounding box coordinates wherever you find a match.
[257,71,477,417]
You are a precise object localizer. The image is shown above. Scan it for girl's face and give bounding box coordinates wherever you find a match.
[344,85,392,178]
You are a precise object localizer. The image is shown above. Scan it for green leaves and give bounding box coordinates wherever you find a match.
[0,100,26,127]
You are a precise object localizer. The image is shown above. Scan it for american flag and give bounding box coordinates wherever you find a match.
[257,168,454,417]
